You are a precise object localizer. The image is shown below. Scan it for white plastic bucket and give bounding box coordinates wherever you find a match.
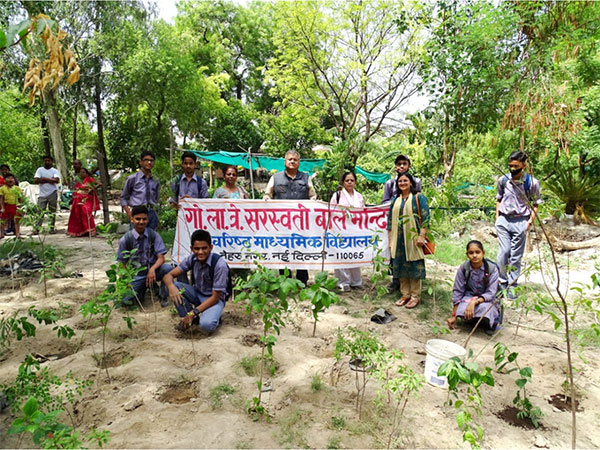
[424,339,466,388]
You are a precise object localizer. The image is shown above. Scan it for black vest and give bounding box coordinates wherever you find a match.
[272,171,310,200]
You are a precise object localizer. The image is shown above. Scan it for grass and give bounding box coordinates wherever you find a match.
[0,238,53,259]
[330,415,346,430]
[574,327,600,348]
[209,383,236,409]
[310,373,325,392]
[276,407,312,448]
[433,236,498,266]
[417,278,454,321]
[326,436,342,449]
[239,355,280,377]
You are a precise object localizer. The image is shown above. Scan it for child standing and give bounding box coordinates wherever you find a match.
[448,240,501,333]
[0,174,23,239]
[495,151,542,297]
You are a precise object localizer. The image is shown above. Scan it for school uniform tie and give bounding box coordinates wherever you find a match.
[145,177,151,206]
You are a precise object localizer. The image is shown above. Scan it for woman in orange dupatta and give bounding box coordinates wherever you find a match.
[67,167,100,237]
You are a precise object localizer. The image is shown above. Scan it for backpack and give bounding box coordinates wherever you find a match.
[190,253,233,301]
[501,173,532,199]
[460,258,497,294]
[174,175,205,199]
[123,229,158,269]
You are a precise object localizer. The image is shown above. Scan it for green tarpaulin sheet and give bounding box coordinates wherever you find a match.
[187,150,390,184]
[355,166,390,184]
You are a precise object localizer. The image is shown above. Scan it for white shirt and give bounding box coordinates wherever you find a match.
[34,167,60,197]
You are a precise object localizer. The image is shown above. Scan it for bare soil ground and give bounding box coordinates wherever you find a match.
[1,212,599,449]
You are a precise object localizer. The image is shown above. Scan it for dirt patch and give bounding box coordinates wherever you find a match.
[240,334,263,347]
[157,381,196,404]
[74,318,100,330]
[221,309,255,327]
[495,406,542,429]
[94,349,133,369]
[548,394,584,412]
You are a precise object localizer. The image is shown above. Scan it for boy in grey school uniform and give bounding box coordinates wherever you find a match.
[163,229,230,334]
[495,151,542,298]
[116,205,173,306]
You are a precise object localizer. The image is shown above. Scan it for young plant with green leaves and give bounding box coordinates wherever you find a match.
[235,264,304,418]
[437,355,495,449]
[0,305,74,357]
[79,256,140,381]
[8,397,110,449]
[20,200,65,297]
[299,270,339,336]
[371,349,424,449]
[334,327,385,418]
[494,342,542,427]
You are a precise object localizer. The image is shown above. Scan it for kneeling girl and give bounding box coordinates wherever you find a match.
[448,240,501,332]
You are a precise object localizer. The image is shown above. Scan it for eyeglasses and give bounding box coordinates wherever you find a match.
[142,159,155,163]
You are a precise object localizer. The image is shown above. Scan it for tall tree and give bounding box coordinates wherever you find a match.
[266,0,426,161]
[421,0,519,180]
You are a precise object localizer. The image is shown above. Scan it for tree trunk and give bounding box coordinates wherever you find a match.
[44,89,69,183]
[41,113,51,158]
[94,69,111,225]
[72,101,78,160]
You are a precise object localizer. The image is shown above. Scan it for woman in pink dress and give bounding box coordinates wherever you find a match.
[330,171,365,292]
[67,168,100,237]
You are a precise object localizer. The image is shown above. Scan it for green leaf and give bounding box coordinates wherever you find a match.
[515,378,527,389]
[23,397,38,417]
[519,367,532,378]
[5,19,30,48]
[0,29,6,49]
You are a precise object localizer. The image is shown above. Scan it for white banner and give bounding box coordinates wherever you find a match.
[172,198,390,269]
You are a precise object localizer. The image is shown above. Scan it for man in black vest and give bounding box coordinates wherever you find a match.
[263,150,317,286]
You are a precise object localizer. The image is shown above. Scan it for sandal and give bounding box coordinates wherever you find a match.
[396,295,411,307]
[405,296,420,309]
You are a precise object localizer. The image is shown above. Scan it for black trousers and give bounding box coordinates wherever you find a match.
[280,269,309,286]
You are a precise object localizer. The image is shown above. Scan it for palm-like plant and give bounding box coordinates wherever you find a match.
[544,166,600,223]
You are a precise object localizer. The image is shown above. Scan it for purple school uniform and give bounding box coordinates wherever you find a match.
[452,263,500,327]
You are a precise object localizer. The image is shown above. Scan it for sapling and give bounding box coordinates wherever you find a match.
[371,349,423,449]
[0,306,75,356]
[79,255,140,381]
[299,270,340,336]
[334,327,385,418]
[437,354,495,449]
[8,397,110,449]
[235,264,303,417]
[494,342,543,427]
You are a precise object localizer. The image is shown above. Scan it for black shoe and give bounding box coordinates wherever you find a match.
[159,296,170,308]
[388,281,400,292]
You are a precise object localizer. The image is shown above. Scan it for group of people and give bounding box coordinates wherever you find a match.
[322,150,540,334]
[1,147,541,335]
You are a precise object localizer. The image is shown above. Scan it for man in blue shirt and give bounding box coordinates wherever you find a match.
[163,229,230,334]
[116,205,173,306]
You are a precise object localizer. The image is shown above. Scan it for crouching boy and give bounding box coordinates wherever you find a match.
[117,205,173,307]
[163,230,230,334]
